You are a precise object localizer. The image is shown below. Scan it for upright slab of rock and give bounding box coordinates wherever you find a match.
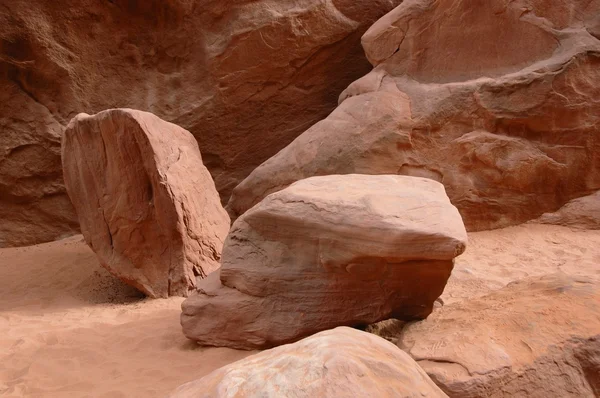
[0,0,402,247]
[227,0,600,230]
[62,109,229,298]
[182,174,467,349]
[398,273,600,397]
[170,327,448,398]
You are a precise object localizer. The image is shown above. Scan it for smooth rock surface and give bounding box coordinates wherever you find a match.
[399,273,600,398]
[62,109,229,298]
[170,327,448,398]
[0,0,401,247]
[182,174,467,349]
[227,0,600,231]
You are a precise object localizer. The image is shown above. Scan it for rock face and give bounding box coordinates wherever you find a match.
[532,191,600,230]
[0,0,402,247]
[0,80,80,248]
[399,273,600,398]
[62,109,229,298]
[181,174,467,349]
[227,0,600,231]
[169,327,448,398]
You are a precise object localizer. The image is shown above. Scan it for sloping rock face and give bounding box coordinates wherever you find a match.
[170,327,448,398]
[532,190,600,229]
[181,174,467,349]
[62,109,229,298]
[0,0,402,247]
[399,273,600,398]
[227,0,600,231]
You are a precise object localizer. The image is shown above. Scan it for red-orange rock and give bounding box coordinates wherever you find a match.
[227,0,600,231]
[182,174,467,349]
[0,0,401,247]
[62,109,229,298]
[0,82,80,248]
[170,327,448,398]
[398,273,600,397]
[532,191,600,229]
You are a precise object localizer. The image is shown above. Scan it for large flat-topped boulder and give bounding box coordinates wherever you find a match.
[170,327,448,398]
[62,109,230,298]
[227,0,600,230]
[397,273,600,397]
[181,174,467,349]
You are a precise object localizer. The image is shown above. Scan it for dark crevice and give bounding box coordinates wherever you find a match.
[100,207,114,250]
[146,181,154,202]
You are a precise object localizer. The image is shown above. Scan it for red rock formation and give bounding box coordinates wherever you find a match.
[227,0,600,231]
[182,174,467,349]
[62,109,229,298]
[0,0,402,247]
[532,190,600,229]
[398,273,600,397]
[170,327,448,398]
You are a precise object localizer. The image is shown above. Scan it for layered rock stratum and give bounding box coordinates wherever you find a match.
[182,174,467,349]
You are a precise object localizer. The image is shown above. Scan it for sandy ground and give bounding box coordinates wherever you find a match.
[443,223,600,304]
[0,236,253,398]
[1,224,599,397]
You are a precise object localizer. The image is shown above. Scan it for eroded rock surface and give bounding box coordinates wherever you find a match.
[170,327,448,398]
[227,0,600,231]
[62,109,229,298]
[0,0,401,247]
[182,174,467,349]
[398,274,600,398]
[532,191,600,229]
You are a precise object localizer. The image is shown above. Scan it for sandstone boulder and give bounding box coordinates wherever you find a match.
[396,273,600,397]
[227,0,600,231]
[169,327,448,398]
[0,0,402,247]
[181,174,467,349]
[62,109,229,298]
[532,191,600,229]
